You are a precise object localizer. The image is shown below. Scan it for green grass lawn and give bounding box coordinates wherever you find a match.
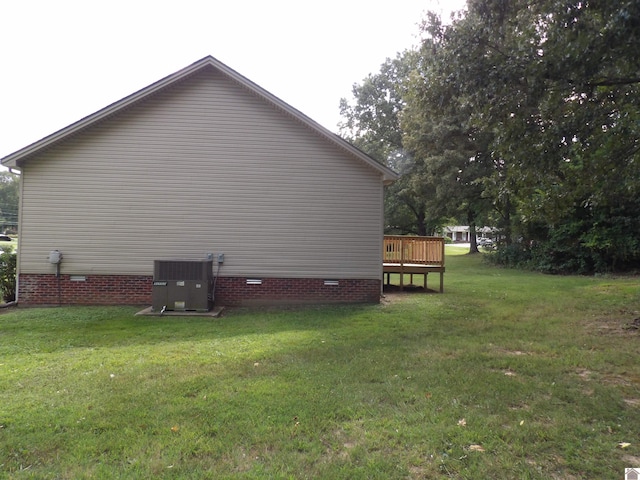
[2,249,640,479]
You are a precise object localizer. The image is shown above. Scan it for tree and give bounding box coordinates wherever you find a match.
[478,0,640,271]
[0,172,19,233]
[340,1,640,270]
[402,12,497,253]
[407,0,640,271]
[339,51,445,235]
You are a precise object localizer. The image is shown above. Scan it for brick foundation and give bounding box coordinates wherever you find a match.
[17,274,381,307]
[18,274,153,306]
[215,277,380,306]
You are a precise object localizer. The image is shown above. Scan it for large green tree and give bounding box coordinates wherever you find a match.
[339,51,445,235]
[402,12,497,253]
[340,1,639,270]
[407,0,640,271]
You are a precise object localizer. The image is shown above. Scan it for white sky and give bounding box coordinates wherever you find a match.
[0,0,466,159]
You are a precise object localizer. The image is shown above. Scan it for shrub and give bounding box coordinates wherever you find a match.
[486,243,533,269]
[487,216,640,274]
[0,246,17,302]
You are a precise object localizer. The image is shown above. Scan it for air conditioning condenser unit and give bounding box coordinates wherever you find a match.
[152,259,213,312]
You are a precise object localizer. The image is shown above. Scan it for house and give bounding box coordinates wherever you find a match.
[1,56,398,307]
[443,226,471,243]
[443,225,496,243]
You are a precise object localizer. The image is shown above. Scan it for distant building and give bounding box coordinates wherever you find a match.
[443,226,471,243]
[443,226,496,243]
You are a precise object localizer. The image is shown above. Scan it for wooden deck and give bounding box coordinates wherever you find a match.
[383,235,446,293]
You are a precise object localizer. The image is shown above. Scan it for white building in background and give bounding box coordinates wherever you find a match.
[443,226,497,243]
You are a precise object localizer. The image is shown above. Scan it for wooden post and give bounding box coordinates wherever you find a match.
[399,237,404,291]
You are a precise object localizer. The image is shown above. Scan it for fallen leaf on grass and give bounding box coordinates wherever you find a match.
[468,444,485,452]
[457,418,467,427]
[618,442,631,449]
[425,392,432,399]
[171,425,180,433]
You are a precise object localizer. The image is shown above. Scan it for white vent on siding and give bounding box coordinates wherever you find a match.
[324,280,339,286]
[246,279,262,285]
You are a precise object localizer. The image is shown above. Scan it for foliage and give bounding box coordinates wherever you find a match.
[339,51,446,235]
[456,0,639,271]
[0,172,19,233]
[485,242,534,270]
[402,11,497,252]
[345,1,640,271]
[0,245,16,302]
[1,254,640,478]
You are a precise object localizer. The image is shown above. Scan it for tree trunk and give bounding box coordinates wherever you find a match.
[416,209,427,236]
[503,196,512,246]
[468,212,480,254]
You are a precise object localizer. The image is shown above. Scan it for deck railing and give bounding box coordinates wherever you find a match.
[383,235,445,266]
[383,235,446,292]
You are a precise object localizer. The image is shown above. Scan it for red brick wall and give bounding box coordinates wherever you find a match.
[17,274,381,307]
[215,277,381,306]
[18,274,152,306]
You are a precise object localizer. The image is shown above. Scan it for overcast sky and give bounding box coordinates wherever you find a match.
[0,0,466,159]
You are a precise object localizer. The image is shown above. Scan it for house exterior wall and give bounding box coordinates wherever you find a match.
[16,67,385,305]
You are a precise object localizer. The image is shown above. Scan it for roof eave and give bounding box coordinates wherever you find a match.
[2,58,210,169]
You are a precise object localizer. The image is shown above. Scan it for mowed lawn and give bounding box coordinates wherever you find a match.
[1,248,640,479]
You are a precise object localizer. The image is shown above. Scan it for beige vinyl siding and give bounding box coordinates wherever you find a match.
[19,68,384,279]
